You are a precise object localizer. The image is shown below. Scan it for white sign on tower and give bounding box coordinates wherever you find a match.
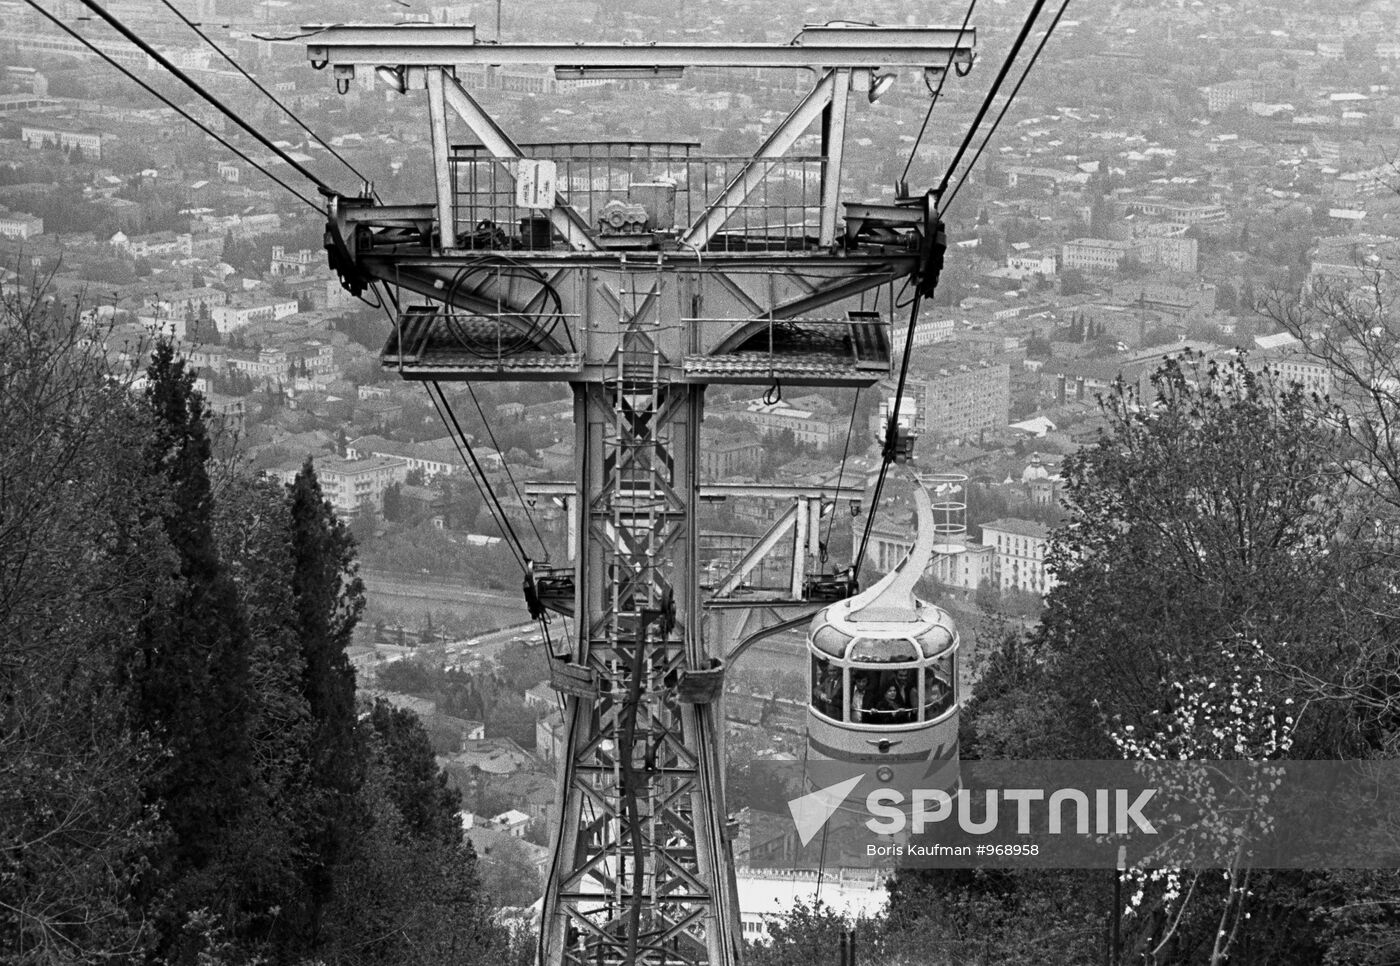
[515,159,558,210]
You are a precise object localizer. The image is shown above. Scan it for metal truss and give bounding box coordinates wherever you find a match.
[306,20,976,966]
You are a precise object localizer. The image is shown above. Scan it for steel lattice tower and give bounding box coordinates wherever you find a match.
[305,23,975,966]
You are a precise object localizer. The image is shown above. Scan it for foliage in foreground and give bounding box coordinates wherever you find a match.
[762,352,1400,965]
[0,293,520,965]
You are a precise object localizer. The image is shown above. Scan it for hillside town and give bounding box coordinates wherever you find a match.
[4,0,1400,940]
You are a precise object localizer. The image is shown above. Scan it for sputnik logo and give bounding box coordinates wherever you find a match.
[787,774,865,846]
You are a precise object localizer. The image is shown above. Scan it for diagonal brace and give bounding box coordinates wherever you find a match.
[713,501,802,597]
[679,69,838,252]
[439,73,599,252]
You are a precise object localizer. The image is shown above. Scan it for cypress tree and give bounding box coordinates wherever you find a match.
[132,340,253,940]
[211,475,317,958]
[366,698,463,847]
[286,458,365,940]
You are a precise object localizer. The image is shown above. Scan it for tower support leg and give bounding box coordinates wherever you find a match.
[541,375,740,966]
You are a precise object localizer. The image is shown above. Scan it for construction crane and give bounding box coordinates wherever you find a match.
[303,22,976,966]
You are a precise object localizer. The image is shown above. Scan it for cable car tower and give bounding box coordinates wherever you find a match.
[305,22,975,966]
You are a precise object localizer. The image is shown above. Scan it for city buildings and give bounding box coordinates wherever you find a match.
[1006,249,1057,279]
[1253,334,1332,397]
[20,121,104,158]
[210,296,300,334]
[1200,79,1264,113]
[733,399,847,447]
[860,510,994,591]
[862,514,916,575]
[274,456,409,518]
[270,245,318,275]
[863,509,1053,596]
[734,868,886,944]
[1110,280,1217,320]
[1135,235,1199,274]
[141,287,227,319]
[0,208,42,239]
[890,314,956,347]
[981,518,1057,594]
[1060,237,1134,274]
[929,541,996,590]
[873,363,1012,444]
[699,435,761,479]
[1122,199,1229,225]
[347,435,462,480]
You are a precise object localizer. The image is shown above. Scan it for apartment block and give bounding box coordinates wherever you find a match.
[981,518,1057,594]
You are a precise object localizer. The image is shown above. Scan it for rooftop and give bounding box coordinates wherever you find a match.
[982,517,1052,540]
[316,456,408,476]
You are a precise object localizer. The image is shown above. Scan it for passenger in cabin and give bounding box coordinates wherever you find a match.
[870,683,915,724]
[812,665,842,719]
[925,668,953,717]
[823,669,844,721]
[892,668,917,710]
[811,661,828,712]
[850,674,871,722]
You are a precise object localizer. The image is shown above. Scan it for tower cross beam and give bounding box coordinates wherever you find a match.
[306,26,976,69]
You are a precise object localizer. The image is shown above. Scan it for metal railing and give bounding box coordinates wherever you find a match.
[698,531,791,592]
[920,471,968,553]
[449,140,828,250]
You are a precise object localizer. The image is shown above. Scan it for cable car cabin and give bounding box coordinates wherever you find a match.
[804,471,959,793]
[806,601,959,777]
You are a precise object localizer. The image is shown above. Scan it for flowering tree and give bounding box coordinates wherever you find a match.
[1106,639,1297,966]
[1038,351,1359,759]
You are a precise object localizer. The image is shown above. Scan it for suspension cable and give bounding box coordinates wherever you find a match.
[934,0,1050,202]
[155,0,374,189]
[854,3,1059,570]
[822,386,860,557]
[21,0,325,215]
[899,0,979,185]
[374,283,538,576]
[942,0,1073,212]
[854,290,924,574]
[424,381,530,571]
[857,1,1064,568]
[463,383,549,560]
[72,0,340,198]
[422,383,524,569]
[366,286,513,571]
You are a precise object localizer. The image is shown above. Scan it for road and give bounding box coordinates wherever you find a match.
[445,622,546,666]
